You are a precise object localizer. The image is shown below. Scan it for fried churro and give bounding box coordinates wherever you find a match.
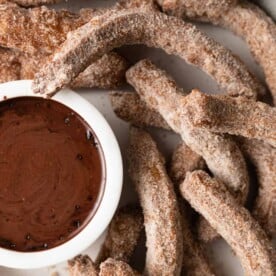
[159,0,276,103]
[96,205,143,264]
[169,144,214,275]
[128,127,183,276]
[32,8,263,99]
[157,0,237,21]
[237,138,276,237]
[7,0,61,7]
[0,4,128,88]
[127,60,249,242]
[184,89,276,148]
[180,170,275,276]
[99,258,140,276]
[109,91,170,130]
[68,255,98,276]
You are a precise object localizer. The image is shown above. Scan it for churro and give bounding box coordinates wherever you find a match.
[128,127,183,276]
[127,60,249,242]
[96,205,143,264]
[0,4,128,88]
[184,89,276,148]
[0,47,21,83]
[180,170,275,275]
[68,255,98,276]
[7,0,61,7]
[169,144,214,275]
[157,0,237,21]
[99,258,140,276]
[237,138,276,237]
[31,8,263,99]
[109,91,170,130]
[159,0,276,103]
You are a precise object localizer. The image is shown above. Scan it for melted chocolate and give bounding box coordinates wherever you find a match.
[0,97,104,252]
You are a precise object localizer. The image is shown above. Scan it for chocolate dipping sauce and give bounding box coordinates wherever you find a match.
[0,97,105,252]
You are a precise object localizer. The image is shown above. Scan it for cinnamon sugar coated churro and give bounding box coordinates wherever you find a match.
[32,8,263,99]
[109,91,170,130]
[0,4,128,88]
[1,0,61,6]
[96,205,143,264]
[127,59,249,242]
[128,127,183,276]
[68,255,98,276]
[99,258,140,276]
[185,90,276,147]
[180,170,275,276]
[237,138,276,237]
[159,0,276,103]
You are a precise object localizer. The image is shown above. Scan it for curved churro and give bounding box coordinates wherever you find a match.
[159,0,276,103]
[127,60,249,242]
[237,138,276,238]
[32,8,263,99]
[96,205,143,264]
[68,255,98,276]
[0,4,128,88]
[0,48,127,89]
[99,258,140,276]
[180,170,275,275]
[109,91,170,130]
[128,127,183,276]
[185,90,276,148]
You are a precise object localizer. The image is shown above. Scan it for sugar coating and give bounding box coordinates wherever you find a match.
[128,127,183,276]
[96,205,143,264]
[180,170,275,276]
[32,8,261,99]
[68,255,98,276]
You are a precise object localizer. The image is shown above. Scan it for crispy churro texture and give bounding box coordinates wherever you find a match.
[0,4,128,89]
[180,171,275,276]
[32,8,263,99]
[237,138,276,238]
[99,258,140,276]
[109,91,170,130]
[127,59,249,242]
[128,127,183,276]
[185,90,276,148]
[96,205,143,264]
[159,0,275,103]
[68,255,98,276]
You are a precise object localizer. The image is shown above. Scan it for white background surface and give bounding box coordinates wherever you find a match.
[0,0,275,275]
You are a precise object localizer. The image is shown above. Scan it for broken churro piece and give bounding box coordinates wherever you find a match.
[128,127,183,276]
[99,258,140,276]
[185,90,276,148]
[68,255,98,276]
[109,91,170,130]
[180,170,275,276]
[237,138,276,237]
[96,205,143,264]
[32,8,262,99]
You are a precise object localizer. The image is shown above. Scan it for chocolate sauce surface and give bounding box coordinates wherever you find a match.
[0,97,104,252]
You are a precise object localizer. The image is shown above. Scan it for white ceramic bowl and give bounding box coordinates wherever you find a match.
[0,80,123,269]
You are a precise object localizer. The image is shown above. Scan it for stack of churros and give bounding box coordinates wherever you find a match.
[1,0,275,275]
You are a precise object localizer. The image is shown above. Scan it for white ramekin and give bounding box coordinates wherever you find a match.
[0,80,123,269]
